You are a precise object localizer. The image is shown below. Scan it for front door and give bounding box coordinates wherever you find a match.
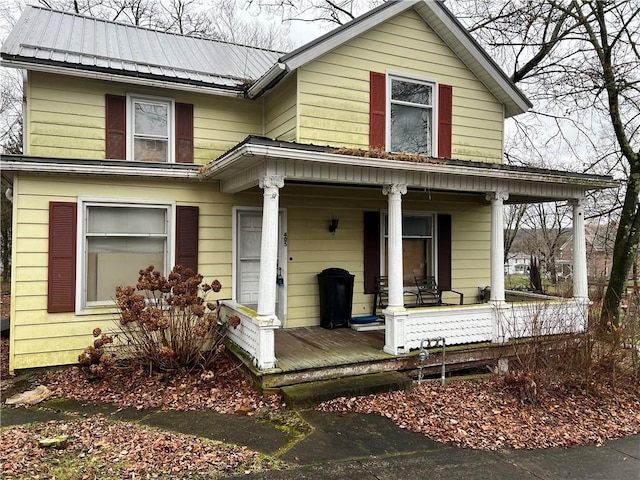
[235,209,286,323]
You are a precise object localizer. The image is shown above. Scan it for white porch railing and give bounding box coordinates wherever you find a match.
[221,298,589,369]
[219,300,280,369]
[383,298,589,355]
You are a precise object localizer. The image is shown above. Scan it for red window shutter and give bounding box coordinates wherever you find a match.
[48,202,77,313]
[175,103,194,163]
[176,206,199,273]
[369,72,386,150]
[437,214,452,291]
[105,94,126,160]
[363,211,380,294]
[438,84,453,158]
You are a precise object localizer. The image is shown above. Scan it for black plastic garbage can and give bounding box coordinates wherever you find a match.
[317,267,355,329]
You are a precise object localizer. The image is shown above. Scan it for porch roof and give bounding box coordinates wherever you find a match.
[200,136,619,203]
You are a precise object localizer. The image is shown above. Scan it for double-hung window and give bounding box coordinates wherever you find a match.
[389,76,436,155]
[80,200,172,308]
[383,213,435,286]
[129,96,173,163]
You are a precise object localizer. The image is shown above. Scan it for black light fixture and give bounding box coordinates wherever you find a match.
[329,218,339,233]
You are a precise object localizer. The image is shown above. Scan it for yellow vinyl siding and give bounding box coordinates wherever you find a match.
[26,71,263,164]
[296,9,504,162]
[264,73,297,141]
[9,175,238,370]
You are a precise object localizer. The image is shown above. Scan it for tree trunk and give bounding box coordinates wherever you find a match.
[601,167,640,327]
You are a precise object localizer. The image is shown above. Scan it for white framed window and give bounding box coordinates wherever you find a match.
[388,74,436,155]
[382,212,435,286]
[127,95,174,163]
[77,198,174,310]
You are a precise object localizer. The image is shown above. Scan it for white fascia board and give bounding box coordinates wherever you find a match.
[206,144,617,190]
[3,160,201,180]
[281,1,415,72]
[0,60,244,98]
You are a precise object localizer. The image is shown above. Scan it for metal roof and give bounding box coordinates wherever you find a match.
[3,2,530,114]
[1,5,282,90]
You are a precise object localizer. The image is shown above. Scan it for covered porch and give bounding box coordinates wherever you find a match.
[203,136,616,372]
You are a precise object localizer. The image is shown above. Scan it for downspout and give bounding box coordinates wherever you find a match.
[22,70,27,154]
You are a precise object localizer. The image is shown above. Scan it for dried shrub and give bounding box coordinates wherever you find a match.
[499,294,640,403]
[80,265,239,375]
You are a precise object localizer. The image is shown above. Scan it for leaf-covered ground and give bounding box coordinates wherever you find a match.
[318,375,640,450]
[2,349,640,477]
[1,416,267,479]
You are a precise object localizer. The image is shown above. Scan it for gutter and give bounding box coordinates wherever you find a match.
[246,63,287,99]
[203,144,619,190]
[0,59,245,98]
[0,155,202,180]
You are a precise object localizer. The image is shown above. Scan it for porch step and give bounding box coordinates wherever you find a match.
[280,371,413,408]
[350,321,385,332]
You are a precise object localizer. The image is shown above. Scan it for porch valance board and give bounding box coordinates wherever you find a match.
[202,137,617,202]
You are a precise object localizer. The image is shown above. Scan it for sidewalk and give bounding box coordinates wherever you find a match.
[2,399,638,479]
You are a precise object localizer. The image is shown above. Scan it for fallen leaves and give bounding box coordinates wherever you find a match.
[0,416,259,479]
[318,376,640,450]
[42,355,281,414]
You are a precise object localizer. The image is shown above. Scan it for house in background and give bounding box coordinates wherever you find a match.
[504,252,530,276]
[1,1,616,374]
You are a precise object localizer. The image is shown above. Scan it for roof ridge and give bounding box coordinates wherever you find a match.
[25,4,287,55]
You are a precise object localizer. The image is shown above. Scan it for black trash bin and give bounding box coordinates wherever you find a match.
[317,267,355,329]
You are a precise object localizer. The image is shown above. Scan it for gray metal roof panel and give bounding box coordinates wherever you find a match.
[2,5,282,88]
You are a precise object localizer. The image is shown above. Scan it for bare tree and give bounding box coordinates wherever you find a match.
[452,0,639,328]
[245,0,377,26]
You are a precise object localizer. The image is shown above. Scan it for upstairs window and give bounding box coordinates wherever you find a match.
[369,72,452,158]
[106,94,193,163]
[389,77,434,155]
[131,97,172,162]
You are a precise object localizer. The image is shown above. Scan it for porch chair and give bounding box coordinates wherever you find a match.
[373,276,420,315]
[372,275,389,316]
[414,275,464,306]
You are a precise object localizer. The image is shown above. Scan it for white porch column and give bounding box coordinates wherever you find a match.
[486,191,508,303]
[383,183,407,310]
[487,191,509,343]
[571,196,589,300]
[257,175,284,321]
[382,183,407,356]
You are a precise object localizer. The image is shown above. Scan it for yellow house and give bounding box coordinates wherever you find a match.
[1,2,616,373]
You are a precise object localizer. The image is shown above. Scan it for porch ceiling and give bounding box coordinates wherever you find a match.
[200,137,618,203]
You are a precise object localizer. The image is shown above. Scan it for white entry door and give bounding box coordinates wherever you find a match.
[236,209,286,323]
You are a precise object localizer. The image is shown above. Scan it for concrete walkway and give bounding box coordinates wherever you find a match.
[2,400,638,479]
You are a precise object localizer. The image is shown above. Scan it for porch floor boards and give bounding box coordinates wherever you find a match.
[274,326,388,371]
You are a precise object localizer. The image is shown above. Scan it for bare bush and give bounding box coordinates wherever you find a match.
[79,265,240,375]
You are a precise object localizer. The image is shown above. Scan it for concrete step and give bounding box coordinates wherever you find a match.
[280,371,413,408]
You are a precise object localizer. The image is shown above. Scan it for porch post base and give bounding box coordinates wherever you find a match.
[383,309,409,355]
[490,301,510,343]
[256,326,278,369]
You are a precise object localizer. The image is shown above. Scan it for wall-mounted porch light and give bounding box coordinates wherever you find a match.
[329,218,339,233]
